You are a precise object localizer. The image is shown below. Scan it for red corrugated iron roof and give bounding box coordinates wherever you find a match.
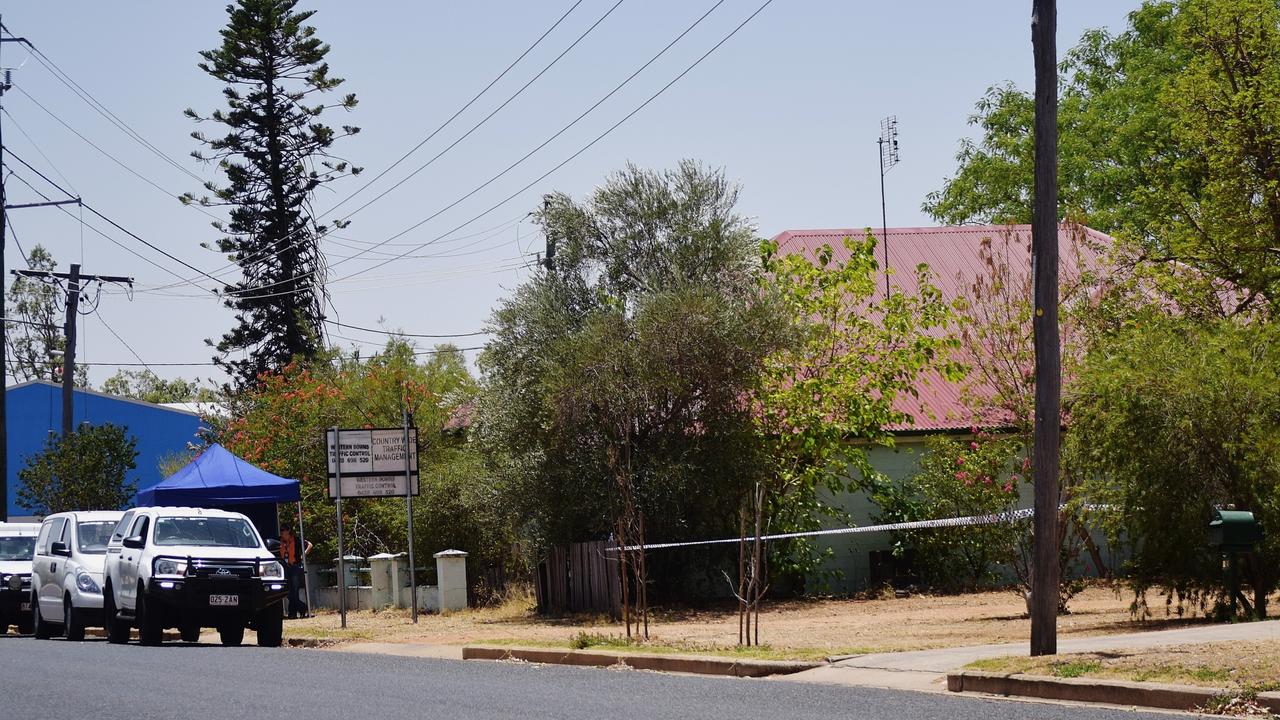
[771,224,1111,432]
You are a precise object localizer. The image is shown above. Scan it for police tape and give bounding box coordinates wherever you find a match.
[610,504,1109,552]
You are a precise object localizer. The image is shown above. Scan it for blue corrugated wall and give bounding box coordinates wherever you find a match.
[5,381,206,518]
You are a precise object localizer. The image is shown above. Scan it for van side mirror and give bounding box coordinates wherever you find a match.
[50,541,71,557]
[122,535,145,550]
[265,539,281,552]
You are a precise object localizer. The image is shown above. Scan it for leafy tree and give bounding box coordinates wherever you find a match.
[478,161,789,635]
[185,0,360,387]
[219,340,510,588]
[926,0,1280,311]
[17,423,139,515]
[755,233,962,585]
[1070,313,1280,619]
[874,434,1024,590]
[6,245,85,386]
[100,369,218,404]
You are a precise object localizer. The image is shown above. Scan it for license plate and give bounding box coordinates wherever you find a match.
[209,594,239,607]
[19,602,30,611]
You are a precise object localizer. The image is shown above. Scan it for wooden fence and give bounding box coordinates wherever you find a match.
[535,540,621,617]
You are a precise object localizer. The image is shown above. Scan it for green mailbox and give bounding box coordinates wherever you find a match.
[1208,509,1264,553]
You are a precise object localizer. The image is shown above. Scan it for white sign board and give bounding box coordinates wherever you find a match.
[326,428,419,498]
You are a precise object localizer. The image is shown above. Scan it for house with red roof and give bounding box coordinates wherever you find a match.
[771,223,1114,592]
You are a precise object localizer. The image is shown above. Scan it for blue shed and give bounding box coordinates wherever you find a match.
[4,381,206,520]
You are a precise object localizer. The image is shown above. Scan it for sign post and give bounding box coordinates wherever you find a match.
[326,425,420,622]
[331,425,346,629]
[403,408,418,623]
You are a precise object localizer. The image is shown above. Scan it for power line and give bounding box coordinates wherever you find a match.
[5,149,224,291]
[94,311,153,374]
[169,0,757,301]
[324,0,586,218]
[323,319,488,338]
[8,92,222,224]
[165,0,621,295]
[333,0,772,284]
[323,0,734,284]
[134,1,607,299]
[2,23,203,184]
[0,104,75,194]
[79,345,484,367]
[324,0,626,227]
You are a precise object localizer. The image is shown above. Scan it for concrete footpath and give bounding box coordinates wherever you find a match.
[785,619,1280,695]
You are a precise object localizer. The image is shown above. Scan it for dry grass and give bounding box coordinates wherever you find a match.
[285,583,1235,660]
[968,640,1280,690]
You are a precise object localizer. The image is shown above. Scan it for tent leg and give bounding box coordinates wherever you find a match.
[296,500,312,617]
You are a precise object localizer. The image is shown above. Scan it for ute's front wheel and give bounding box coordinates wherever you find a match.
[136,589,164,646]
[255,602,283,647]
[103,586,129,644]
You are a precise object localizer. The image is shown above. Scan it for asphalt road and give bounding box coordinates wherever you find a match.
[0,635,1174,720]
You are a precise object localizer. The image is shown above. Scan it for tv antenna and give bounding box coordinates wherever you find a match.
[877,115,900,298]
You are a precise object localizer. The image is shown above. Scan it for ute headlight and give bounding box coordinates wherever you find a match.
[260,561,285,580]
[153,557,188,578]
[76,572,100,594]
[6,574,20,591]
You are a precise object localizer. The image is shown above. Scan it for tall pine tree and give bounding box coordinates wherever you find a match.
[185,0,359,388]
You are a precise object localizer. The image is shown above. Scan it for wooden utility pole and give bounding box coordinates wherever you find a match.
[1030,0,1060,657]
[61,264,80,437]
[13,266,132,436]
[0,18,31,522]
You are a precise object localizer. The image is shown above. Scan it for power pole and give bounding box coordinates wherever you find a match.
[12,266,132,436]
[0,16,33,521]
[1030,0,1060,657]
[61,264,80,437]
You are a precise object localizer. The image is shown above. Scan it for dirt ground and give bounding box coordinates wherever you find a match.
[285,584,1230,657]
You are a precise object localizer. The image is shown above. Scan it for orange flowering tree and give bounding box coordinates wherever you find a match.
[216,339,514,587]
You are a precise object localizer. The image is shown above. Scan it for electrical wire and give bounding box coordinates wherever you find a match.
[93,311,154,374]
[324,0,586,218]
[324,0,727,278]
[333,0,774,285]
[0,105,75,194]
[323,319,487,338]
[2,23,203,184]
[8,92,222,224]
[5,149,224,291]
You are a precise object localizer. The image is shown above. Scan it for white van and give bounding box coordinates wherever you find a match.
[30,511,124,640]
[0,522,40,634]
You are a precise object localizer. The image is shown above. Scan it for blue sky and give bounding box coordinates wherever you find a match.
[0,1,1136,386]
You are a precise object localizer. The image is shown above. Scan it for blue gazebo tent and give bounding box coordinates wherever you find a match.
[137,443,300,543]
[137,443,299,506]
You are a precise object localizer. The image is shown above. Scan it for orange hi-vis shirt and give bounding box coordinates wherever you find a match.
[281,535,298,565]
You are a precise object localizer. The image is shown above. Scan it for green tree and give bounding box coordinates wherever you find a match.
[755,233,962,586]
[100,369,218,404]
[17,424,139,515]
[926,0,1280,310]
[478,161,789,634]
[1070,313,1280,619]
[185,0,360,388]
[7,245,85,386]
[219,340,510,588]
[874,434,1024,591]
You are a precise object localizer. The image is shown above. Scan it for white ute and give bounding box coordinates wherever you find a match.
[102,507,287,646]
[0,522,39,634]
[29,511,124,640]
